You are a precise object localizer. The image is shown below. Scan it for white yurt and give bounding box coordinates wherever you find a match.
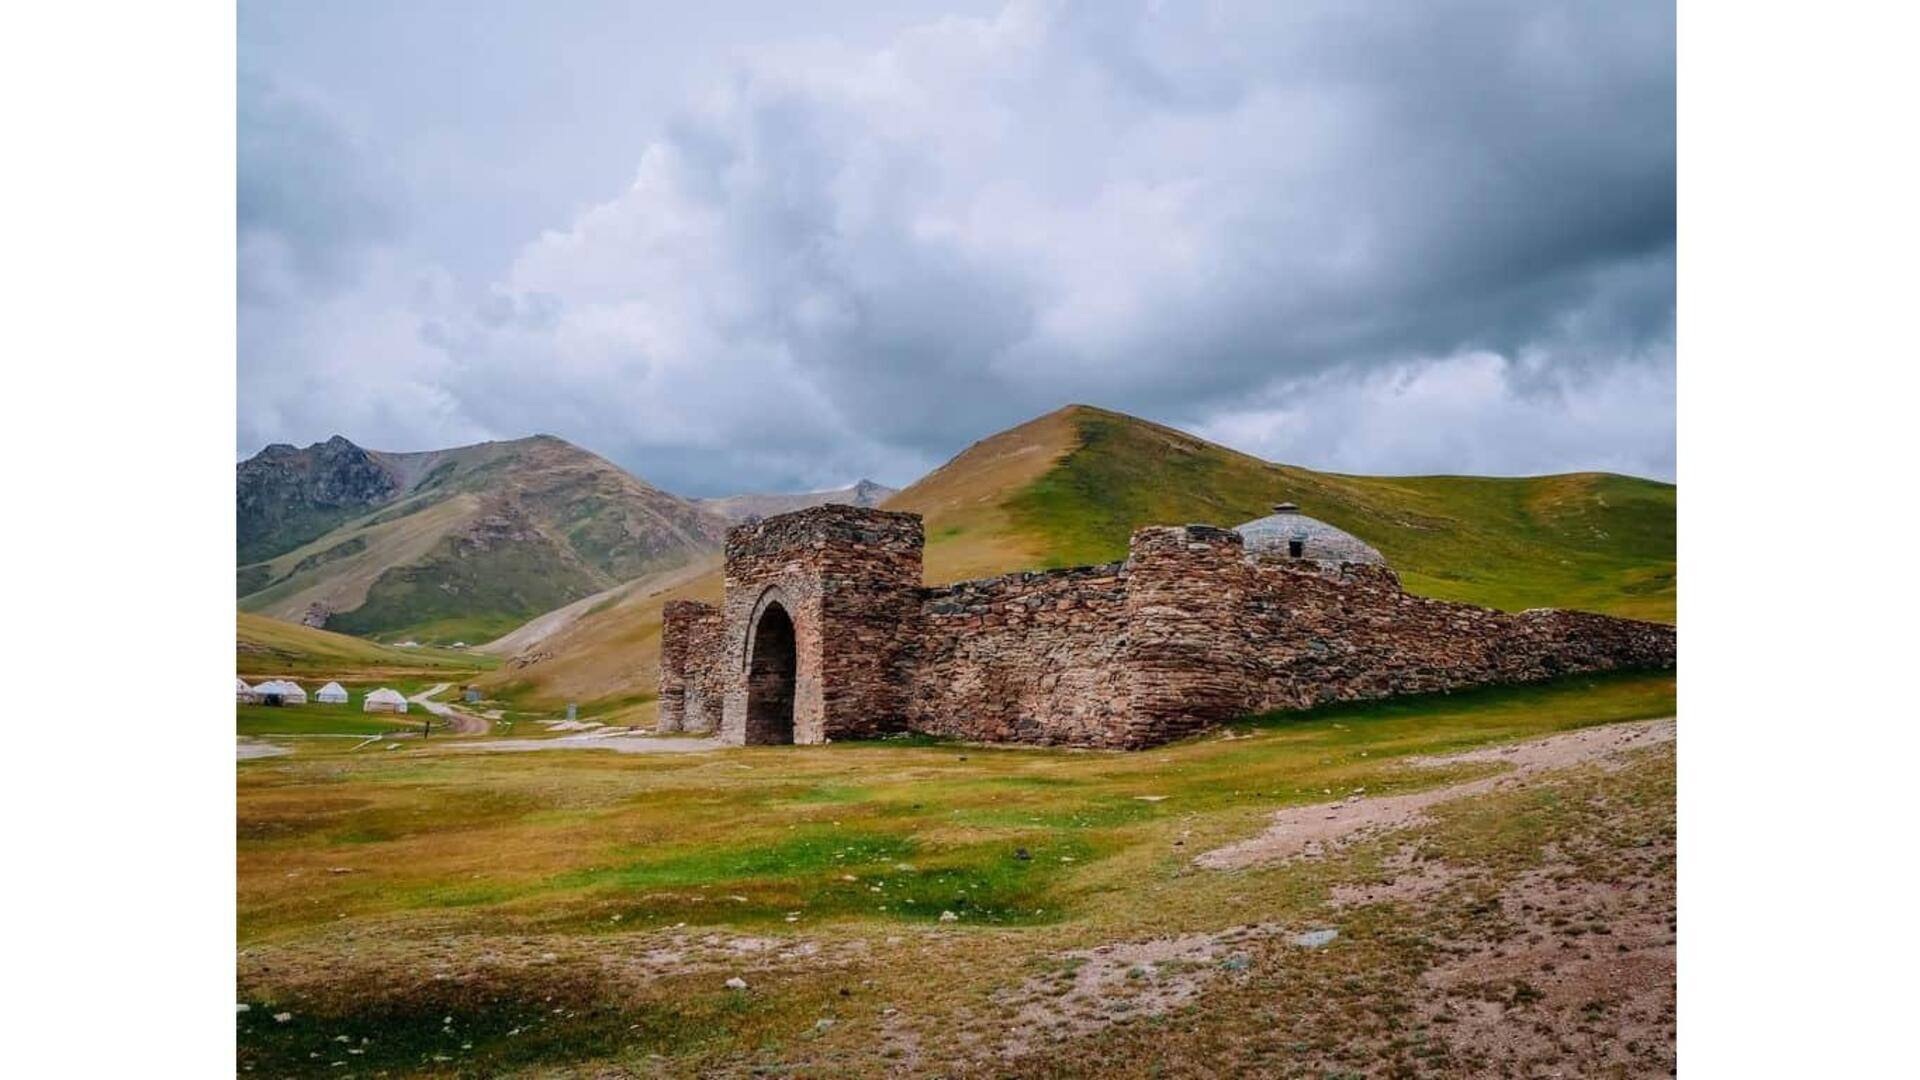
[236,678,256,703]
[315,681,349,704]
[363,687,409,714]
[254,679,308,705]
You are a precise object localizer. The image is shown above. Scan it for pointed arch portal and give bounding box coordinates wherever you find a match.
[744,600,797,745]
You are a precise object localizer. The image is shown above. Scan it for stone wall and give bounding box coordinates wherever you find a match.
[658,600,723,733]
[1243,557,1676,714]
[1117,525,1677,741]
[906,563,1132,746]
[662,508,1676,750]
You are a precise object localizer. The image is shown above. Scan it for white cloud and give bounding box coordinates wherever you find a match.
[240,0,1675,490]
[1195,348,1675,480]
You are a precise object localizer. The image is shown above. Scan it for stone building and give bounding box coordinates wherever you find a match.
[659,504,1676,750]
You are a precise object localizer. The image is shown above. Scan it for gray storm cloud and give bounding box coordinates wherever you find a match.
[239,0,1675,493]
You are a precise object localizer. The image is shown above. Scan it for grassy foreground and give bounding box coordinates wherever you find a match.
[238,672,1674,1076]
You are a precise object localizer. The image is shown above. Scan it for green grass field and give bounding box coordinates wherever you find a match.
[238,671,1674,1075]
[237,704,426,738]
[236,678,464,738]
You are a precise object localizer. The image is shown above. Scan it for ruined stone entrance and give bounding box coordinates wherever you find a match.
[744,601,797,745]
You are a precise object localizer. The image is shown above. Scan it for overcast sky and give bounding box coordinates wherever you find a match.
[239,0,1674,496]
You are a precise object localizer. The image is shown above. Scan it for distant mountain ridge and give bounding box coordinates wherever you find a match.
[696,478,897,523]
[237,434,728,643]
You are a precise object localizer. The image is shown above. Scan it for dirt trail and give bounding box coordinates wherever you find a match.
[457,733,725,755]
[474,561,714,657]
[235,740,290,761]
[1195,717,1675,871]
[407,683,489,735]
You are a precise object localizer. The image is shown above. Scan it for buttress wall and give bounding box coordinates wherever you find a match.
[658,600,723,733]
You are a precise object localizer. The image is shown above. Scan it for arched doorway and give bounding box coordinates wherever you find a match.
[744,601,796,745]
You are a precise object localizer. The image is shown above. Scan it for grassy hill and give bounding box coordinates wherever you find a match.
[996,407,1675,619]
[237,435,729,644]
[237,611,498,680]
[474,405,1673,721]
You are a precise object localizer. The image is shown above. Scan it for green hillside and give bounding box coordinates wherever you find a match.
[1006,407,1675,620]
[237,611,497,679]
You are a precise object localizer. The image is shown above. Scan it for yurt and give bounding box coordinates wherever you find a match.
[254,679,307,706]
[236,678,256,704]
[315,681,350,704]
[363,687,409,714]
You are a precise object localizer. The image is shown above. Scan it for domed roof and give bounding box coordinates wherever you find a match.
[1234,503,1387,566]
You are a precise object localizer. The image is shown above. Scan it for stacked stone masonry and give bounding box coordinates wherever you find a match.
[658,505,1676,750]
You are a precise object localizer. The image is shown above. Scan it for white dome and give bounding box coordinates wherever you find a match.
[363,687,409,712]
[1234,503,1387,566]
[252,679,308,703]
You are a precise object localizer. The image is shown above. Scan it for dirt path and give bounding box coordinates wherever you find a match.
[456,733,726,755]
[235,739,290,760]
[1195,717,1676,871]
[407,683,489,735]
[473,560,715,657]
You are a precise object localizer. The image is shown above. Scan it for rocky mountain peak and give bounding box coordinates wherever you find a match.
[237,436,402,564]
[848,478,889,505]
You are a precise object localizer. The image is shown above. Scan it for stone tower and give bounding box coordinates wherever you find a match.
[714,505,924,745]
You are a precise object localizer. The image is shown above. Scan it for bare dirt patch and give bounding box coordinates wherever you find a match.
[1410,859,1677,1076]
[237,739,291,760]
[994,926,1275,1056]
[990,921,1356,1059]
[457,734,725,755]
[988,742,1676,1079]
[1196,716,1675,870]
[1329,847,1466,908]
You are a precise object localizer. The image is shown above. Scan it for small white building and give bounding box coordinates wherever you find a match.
[254,679,307,705]
[236,678,256,704]
[315,681,349,704]
[363,687,409,714]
